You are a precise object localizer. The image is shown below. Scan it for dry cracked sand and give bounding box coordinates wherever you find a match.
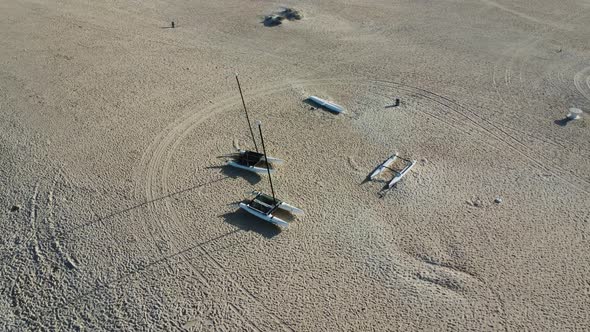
[1,0,589,330]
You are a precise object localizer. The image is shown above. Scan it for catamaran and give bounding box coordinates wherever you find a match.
[226,74,283,174]
[370,153,416,189]
[239,121,303,228]
[226,149,282,173]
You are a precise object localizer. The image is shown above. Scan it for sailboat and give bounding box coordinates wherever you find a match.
[239,121,303,228]
[226,74,283,174]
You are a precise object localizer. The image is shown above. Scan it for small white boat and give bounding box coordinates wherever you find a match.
[239,192,303,229]
[226,150,278,174]
[370,153,416,188]
[308,96,345,114]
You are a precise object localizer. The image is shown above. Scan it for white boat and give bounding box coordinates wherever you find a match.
[226,150,278,174]
[308,96,345,114]
[238,121,303,229]
[239,192,303,228]
[370,153,416,188]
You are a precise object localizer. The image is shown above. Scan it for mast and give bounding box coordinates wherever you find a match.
[257,121,277,203]
[235,73,259,153]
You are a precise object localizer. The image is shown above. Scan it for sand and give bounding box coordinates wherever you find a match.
[1,0,589,330]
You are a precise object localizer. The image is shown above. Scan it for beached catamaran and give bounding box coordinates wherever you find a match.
[239,121,303,228]
[225,74,283,173]
[370,153,416,189]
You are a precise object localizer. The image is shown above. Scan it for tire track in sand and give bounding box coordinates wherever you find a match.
[480,0,573,31]
[574,66,590,103]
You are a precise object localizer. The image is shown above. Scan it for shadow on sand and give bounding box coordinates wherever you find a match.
[44,229,241,316]
[207,164,262,185]
[220,207,282,239]
[554,117,574,126]
[62,176,231,236]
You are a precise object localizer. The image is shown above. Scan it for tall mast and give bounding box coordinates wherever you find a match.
[235,73,259,153]
[257,121,277,203]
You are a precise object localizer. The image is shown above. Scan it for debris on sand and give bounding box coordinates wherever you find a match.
[10,205,20,212]
[263,8,303,27]
[264,15,285,27]
[282,8,303,20]
[64,257,78,270]
[494,197,503,204]
[467,197,483,207]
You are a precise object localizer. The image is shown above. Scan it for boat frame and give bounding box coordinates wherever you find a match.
[370,153,416,189]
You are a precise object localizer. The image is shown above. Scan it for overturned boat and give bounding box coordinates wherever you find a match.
[308,95,345,114]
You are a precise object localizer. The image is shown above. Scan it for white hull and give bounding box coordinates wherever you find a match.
[370,154,398,179]
[388,160,416,188]
[279,202,304,215]
[227,161,275,174]
[309,96,345,114]
[239,203,289,228]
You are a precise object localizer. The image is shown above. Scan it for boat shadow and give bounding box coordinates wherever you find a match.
[60,176,231,236]
[220,207,282,239]
[207,164,261,185]
[554,117,574,127]
[360,164,382,185]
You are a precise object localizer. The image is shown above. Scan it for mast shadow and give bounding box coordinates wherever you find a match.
[360,162,384,185]
[61,176,230,236]
[41,229,241,316]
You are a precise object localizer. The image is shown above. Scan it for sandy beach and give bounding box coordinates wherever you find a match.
[1,0,589,330]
